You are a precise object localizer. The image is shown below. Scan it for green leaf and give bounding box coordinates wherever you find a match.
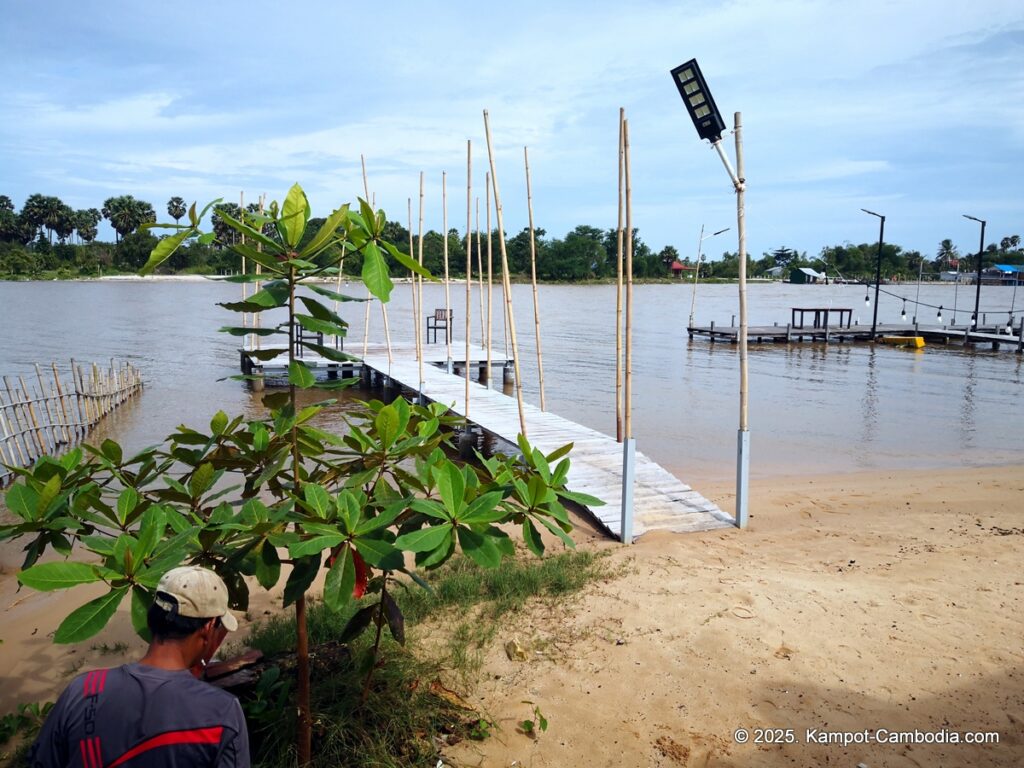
[381,240,433,280]
[189,463,215,499]
[252,425,270,452]
[288,534,344,559]
[18,561,103,591]
[298,342,359,363]
[382,590,405,645]
[395,524,453,553]
[305,284,365,304]
[354,538,403,570]
[302,484,332,518]
[361,240,393,303]
[280,183,310,248]
[434,462,465,518]
[522,519,545,557]
[101,439,123,465]
[545,442,574,463]
[140,228,195,275]
[54,587,129,644]
[219,326,283,337]
[116,488,139,526]
[36,474,62,518]
[295,314,346,338]
[457,526,502,568]
[131,586,153,642]
[299,203,350,259]
[255,541,281,590]
[289,361,316,389]
[6,484,40,521]
[557,490,606,506]
[215,208,280,252]
[283,554,322,608]
[228,241,286,275]
[323,544,354,612]
[298,296,346,325]
[459,491,506,526]
[375,403,400,451]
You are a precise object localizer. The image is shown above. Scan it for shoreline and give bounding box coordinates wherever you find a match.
[3,462,1022,768]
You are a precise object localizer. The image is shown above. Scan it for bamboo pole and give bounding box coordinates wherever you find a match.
[408,197,420,381]
[35,364,62,447]
[18,375,48,456]
[735,111,750,528]
[78,365,92,425]
[523,146,546,411]
[475,198,484,346]
[0,394,15,476]
[615,109,625,443]
[0,390,26,466]
[485,172,493,385]
[4,379,30,462]
[623,118,633,440]
[465,140,473,416]
[240,191,247,335]
[361,154,392,365]
[442,171,452,368]
[416,174,427,395]
[482,110,528,437]
[254,195,264,351]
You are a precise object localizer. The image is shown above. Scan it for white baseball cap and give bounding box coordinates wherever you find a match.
[154,566,239,632]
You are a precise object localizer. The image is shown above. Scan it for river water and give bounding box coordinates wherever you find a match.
[1,278,1021,484]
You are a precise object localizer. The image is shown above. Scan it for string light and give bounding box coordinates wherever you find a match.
[970,313,977,328]
[1007,313,1013,334]
[900,300,907,321]
[864,290,870,307]
[937,305,943,322]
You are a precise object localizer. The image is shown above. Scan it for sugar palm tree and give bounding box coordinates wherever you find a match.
[936,239,959,268]
[167,196,187,225]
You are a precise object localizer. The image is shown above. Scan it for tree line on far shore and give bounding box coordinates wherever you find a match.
[1,193,1021,281]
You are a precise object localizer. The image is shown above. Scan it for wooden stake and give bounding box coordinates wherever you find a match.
[615,109,625,442]
[623,118,633,441]
[482,110,528,437]
[409,197,422,385]
[19,375,48,456]
[0,390,26,467]
[240,191,247,335]
[524,146,546,411]
[465,140,473,416]
[442,170,452,367]
[485,172,493,385]
[416,175,426,393]
[254,195,265,351]
[36,364,63,447]
[475,197,484,346]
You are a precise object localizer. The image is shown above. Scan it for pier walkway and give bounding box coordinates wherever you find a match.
[241,341,734,540]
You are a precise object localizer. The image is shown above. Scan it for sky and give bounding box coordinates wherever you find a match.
[1,0,1022,262]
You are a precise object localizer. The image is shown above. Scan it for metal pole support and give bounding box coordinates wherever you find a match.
[735,429,750,528]
[620,437,636,544]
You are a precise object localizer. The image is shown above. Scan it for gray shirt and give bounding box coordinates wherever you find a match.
[29,662,250,768]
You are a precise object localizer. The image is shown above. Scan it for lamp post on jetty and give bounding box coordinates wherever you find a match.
[963,214,986,330]
[861,208,885,339]
[688,225,730,329]
[670,58,749,529]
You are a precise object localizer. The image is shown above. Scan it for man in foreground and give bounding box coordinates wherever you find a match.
[29,565,251,767]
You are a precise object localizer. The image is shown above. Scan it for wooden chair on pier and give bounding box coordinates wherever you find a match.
[426,308,452,344]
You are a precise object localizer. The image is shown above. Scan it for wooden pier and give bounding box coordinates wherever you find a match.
[689,320,1024,352]
[241,343,734,540]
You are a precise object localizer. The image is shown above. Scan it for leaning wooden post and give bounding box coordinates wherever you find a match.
[442,170,453,372]
[35,364,61,448]
[0,390,27,467]
[0,394,15,477]
[254,195,265,351]
[409,194,425,400]
[465,140,473,416]
[615,108,625,442]
[482,109,528,437]
[485,172,493,387]
[620,116,636,545]
[240,191,248,339]
[415,177,427,400]
[524,146,546,410]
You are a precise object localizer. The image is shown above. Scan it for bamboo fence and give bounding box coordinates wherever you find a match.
[0,361,143,486]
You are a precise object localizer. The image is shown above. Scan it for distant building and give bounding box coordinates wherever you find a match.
[789,267,825,284]
[939,270,964,282]
[763,266,785,279]
[670,260,696,278]
[992,264,1023,285]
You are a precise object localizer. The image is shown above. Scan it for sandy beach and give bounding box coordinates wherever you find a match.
[2,465,1022,766]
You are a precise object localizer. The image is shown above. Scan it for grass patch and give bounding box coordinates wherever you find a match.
[243,549,612,767]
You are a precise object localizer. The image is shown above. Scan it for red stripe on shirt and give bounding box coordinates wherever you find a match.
[90,738,102,768]
[82,672,95,697]
[107,726,224,768]
[79,740,89,768]
[95,669,108,693]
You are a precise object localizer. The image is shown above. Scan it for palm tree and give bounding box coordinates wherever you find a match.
[22,194,50,241]
[936,239,959,268]
[53,204,76,244]
[167,196,187,225]
[0,195,13,212]
[75,209,100,243]
[103,195,156,242]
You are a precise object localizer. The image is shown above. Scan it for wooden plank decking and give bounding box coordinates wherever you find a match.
[358,346,734,540]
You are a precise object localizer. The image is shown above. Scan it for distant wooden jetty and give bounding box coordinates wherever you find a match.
[0,361,143,486]
[689,308,1024,353]
[241,342,734,540]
